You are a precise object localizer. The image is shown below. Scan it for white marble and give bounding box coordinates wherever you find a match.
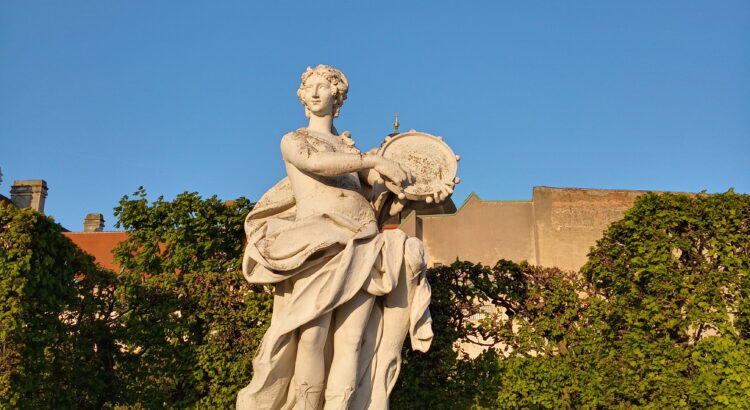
[237,65,439,410]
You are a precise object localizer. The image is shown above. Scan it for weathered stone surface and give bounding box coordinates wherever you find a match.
[379,130,458,203]
[10,180,48,213]
[83,213,105,232]
[237,65,444,410]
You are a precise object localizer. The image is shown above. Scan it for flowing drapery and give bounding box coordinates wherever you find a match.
[237,178,432,410]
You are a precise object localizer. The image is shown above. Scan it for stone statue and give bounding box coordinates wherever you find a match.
[237,65,438,410]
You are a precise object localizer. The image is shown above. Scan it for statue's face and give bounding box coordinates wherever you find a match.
[301,73,335,117]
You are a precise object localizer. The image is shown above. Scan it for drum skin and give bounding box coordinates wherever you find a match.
[378,130,459,202]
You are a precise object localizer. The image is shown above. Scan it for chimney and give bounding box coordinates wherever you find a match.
[11,180,48,213]
[83,213,105,232]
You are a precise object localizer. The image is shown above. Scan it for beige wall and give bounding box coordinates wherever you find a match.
[419,194,535,267]
[401,186,654,271]
[532,187,642,270]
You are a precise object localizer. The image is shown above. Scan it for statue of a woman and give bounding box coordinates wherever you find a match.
[237,65,433,410]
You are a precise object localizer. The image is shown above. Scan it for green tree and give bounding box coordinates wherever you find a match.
[391,261,492,409]
[396,190,750,409]
[582,190,750,408]
[112,188,272,409]
[0,202,120,409]
[8,187,744,408]
[392,260,594,409]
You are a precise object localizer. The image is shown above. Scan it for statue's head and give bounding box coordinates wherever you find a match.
[297,65,349,118]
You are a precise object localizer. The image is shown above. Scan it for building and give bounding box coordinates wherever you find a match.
[3,178,666,273]
[1,178,126,271]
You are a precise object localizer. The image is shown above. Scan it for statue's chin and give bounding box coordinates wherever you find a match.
[310,110,333,118]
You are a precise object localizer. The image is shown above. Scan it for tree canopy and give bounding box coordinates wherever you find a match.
[394,190,750,409]
[111,187,270,408]
[0,203,119,409]
[1,189,748,408]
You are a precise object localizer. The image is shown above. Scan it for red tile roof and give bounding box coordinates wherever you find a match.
[380,224,400,231]
[63,232,128,271]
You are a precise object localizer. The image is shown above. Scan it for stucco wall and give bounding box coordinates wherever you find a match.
[402,186,654,271]
[419,194,535,267]
[532,187,643,270]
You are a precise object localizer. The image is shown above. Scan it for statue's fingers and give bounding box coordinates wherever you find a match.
[443,187,451,201]
[435,187,447,203]
[389,198,406,215]
[397,171,407,186]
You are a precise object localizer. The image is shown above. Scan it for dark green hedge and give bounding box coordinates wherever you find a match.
[393,190,750,409]
[0,203,119,409]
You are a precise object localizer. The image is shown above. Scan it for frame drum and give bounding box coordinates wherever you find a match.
[378,130,460,202]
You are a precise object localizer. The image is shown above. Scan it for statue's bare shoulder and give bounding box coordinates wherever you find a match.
[280,129,316,163]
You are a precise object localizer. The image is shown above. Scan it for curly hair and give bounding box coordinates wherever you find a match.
[297,65,349,118]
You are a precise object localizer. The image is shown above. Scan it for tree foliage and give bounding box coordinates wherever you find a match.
[394,190,750,409]
[3,189,748,409]
[112,187,272,409]
[0,202,120,409]
[580,190,750,408]
[391,260,593,409]
[0,189,271,409]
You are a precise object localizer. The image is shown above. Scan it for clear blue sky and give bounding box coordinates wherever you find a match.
[1,1,748,231]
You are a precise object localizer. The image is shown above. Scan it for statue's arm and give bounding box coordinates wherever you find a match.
[280,133,408,184]
[280,133,377,176]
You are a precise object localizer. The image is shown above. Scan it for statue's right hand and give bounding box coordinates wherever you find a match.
[372,157,409,188]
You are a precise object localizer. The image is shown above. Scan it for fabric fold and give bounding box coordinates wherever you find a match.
[237,179,433,410]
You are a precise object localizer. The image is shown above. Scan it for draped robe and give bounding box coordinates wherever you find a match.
[236,177,433,410]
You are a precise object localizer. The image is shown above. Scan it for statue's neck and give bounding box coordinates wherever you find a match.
[307,114,335,135]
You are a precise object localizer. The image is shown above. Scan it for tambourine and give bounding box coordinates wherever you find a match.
[378,130,460,203]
